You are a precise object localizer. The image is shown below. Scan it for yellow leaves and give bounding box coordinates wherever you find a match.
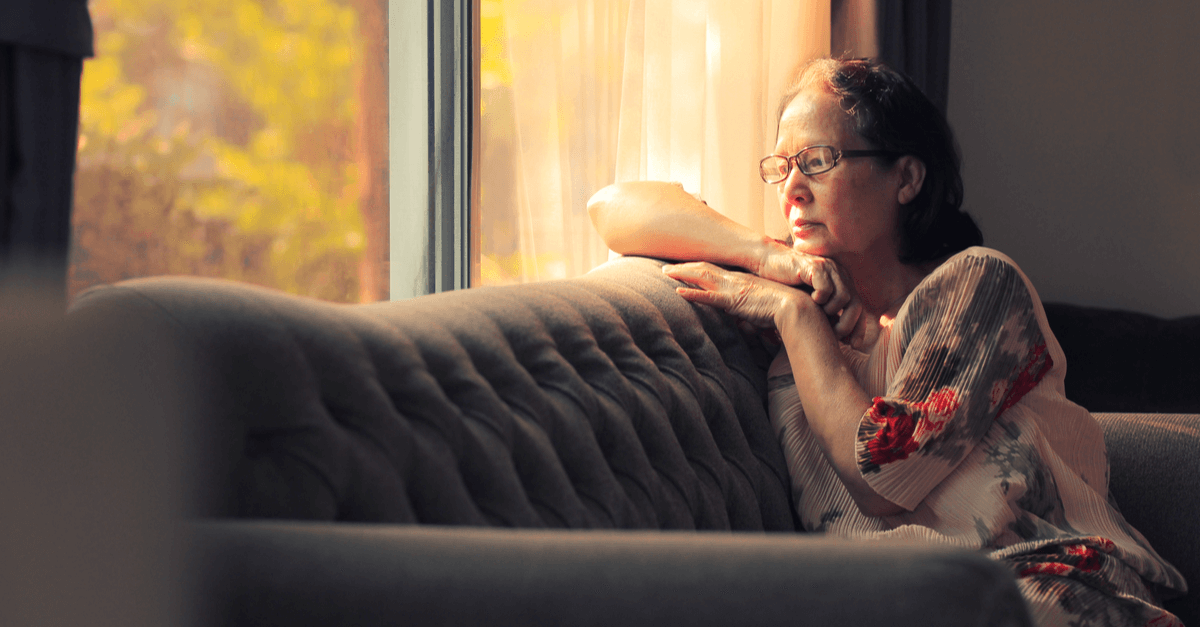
[233,1,266,35]
[80,55,150,140]
[198,134,365,261]
[73,0,377,302]
[250,128,289,161]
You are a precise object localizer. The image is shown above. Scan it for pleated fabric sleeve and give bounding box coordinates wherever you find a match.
[854,253,1053,511]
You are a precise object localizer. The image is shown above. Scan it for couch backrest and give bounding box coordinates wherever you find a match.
[1044,303,1200,413]
[66,257,795,531]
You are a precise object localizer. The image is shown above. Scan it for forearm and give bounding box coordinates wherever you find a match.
[775,305,904,517]
[587,181,782,271]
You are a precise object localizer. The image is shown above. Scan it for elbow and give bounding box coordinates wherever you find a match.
[856,498,906,518]
[848,486,906,518]
[586,184,626,251]
[586,185,617,224]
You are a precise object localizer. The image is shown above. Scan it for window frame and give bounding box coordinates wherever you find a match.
[389,0,479,299]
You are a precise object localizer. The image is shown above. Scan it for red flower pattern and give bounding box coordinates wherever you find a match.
[1065,544,1102,571]
[998,342,1053,413]
[865,388,961,467]
[1019,562,1072,577]
[1017,540,1114,579]
[865,400,920,465]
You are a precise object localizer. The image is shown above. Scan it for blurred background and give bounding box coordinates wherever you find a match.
[72,0,388,303]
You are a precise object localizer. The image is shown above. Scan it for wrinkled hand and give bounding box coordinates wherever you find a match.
[663,261,825,334]
[753,245,862,338]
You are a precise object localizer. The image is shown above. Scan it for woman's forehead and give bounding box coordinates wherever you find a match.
[776,89,856,148]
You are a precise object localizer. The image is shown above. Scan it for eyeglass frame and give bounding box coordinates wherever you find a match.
[759,145,903,183]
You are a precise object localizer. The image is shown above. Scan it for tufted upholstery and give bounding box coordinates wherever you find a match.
[60,256,1200,627]
[67,256,794,532]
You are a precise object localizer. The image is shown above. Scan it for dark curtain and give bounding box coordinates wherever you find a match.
[876,0,952,113]
[0,47,84,285]
[0,1,92,302]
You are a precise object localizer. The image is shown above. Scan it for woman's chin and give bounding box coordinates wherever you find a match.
[791,239,832,258]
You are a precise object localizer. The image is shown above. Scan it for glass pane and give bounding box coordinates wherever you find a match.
[478,0,617,287]
[478,0,522,285]
[72,0,388,303]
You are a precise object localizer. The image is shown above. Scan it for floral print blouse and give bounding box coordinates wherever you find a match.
[767,247,1186,626]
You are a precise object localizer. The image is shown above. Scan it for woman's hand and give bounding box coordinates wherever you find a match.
[663,261,826,333]
[750,244,863,338]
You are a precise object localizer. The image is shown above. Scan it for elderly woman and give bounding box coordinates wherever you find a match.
[587,58,1185,627]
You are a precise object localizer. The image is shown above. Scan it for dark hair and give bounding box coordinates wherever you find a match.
[778,58,982,264]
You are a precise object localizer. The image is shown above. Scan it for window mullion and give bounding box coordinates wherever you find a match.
[429,0,477,293]
[389,0,477,298]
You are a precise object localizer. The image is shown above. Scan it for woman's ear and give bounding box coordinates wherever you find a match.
[896,156,926,205]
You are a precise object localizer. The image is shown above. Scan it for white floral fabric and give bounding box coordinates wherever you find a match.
[768,247,1186,626]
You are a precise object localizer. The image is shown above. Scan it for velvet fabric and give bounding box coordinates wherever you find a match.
[69,256,794,531]
[1094,413,1200,622]
[189,522,1032,627]
[62,255,1198,626]
[1043,303,1200,414]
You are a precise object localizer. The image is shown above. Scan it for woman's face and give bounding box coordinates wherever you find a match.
[774,87,911,265]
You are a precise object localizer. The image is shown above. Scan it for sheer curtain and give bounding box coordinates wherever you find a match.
[490,0,845,284]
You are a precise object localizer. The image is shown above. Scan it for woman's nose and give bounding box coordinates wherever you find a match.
[780,167,810,211]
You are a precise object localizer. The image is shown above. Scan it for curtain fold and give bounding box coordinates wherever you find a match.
[500,0,629,282]
[617,0,833,239]
[615,0,830,239]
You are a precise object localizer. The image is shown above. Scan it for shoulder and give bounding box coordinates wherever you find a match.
[929,246,1025,278]
[914,247,1032,299]
[898,247,1042,328]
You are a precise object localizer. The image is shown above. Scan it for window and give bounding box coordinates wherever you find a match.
[475,0,839,289]
[73,0,389,303]
[77,1,864,301]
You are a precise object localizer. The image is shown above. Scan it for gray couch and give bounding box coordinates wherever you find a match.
[59,256,1198,626]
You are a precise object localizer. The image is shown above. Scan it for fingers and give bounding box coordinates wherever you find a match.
[821,270,852,317]
[665,263,776,326]
[662,261,725,290]
[833,295,864,339]
[808,269,832,305]
[667,258,864,341]
[664,262,733,308]
[674,286,730,309]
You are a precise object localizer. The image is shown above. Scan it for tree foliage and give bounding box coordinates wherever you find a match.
[72,0,376,302]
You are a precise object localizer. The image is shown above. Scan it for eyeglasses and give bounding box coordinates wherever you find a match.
[759,145,901,183]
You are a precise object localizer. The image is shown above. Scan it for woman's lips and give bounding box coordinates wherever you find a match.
[792,222,821,237]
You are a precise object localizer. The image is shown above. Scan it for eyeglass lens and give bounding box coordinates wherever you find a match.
[760,146,837,183]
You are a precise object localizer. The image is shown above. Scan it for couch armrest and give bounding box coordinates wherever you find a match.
[188,521,1031,627]
[1095,413,1199,624]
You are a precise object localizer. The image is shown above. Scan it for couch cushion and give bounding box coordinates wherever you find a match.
[1095,412,1200,624]
[1043,303,1200,413]
[190,521,1033,627]
[67,257,794,531]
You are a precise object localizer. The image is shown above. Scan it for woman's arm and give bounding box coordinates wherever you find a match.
[588,181,776,270]
[662,261,902,516]
[664,252,1059,518]
[773,302,905,517]
[588,181,861,336]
